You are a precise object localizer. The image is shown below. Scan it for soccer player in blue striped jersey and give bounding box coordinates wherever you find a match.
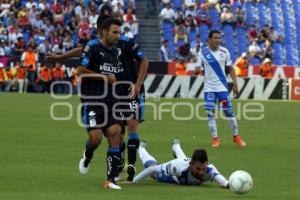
[195,30,246,148]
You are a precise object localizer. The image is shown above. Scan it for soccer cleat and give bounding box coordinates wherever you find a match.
[79,151,90,174]
[171,138,180,146]
[139,140,147,149]
[104,181,122,190]
[233,135,246,147]
[126,164,136,182]
[212,137,221,148]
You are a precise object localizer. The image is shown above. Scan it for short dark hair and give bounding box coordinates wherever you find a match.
[96,15,110,29]
[208,30,221,39]
[100,17,122,31]
[191,149,208,163]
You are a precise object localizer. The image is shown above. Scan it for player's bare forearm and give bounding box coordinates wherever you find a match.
[76,66,116,84]
[228,66,239,97]
[132,165,157,183]
[194,68,202,75]
[136,57,148,87]
[46,48,81,61]
[130,57,148,99]
[228,66,237,84]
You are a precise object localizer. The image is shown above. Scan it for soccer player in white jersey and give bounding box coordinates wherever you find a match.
[195,30,246,148]
[132,139,229,188]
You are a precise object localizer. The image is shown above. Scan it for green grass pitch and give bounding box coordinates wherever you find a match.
[0,93,299,200]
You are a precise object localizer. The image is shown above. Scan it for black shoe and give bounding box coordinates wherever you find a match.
[127,164,136,181]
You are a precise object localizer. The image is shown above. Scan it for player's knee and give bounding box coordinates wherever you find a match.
[88,130,102,146]
[224,109,235,117]
[207,110,215,118]
[107,125,121,139]
[89,137,101,147]
[127,119,138,132]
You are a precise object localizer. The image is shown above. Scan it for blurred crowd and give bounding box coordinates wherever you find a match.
[0,0,139,93]
[158,0,282,78]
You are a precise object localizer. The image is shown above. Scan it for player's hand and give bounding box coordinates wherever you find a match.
[129,83,141,99]
[107,74,116,84]
[232,82,239,98]
[46,52,60,61]
[195,69,201,75]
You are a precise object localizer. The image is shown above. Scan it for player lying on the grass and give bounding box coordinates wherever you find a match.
[132,139,229,188]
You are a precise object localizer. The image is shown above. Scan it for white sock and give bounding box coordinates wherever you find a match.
[172,144,187,159]
[138,147,157,165]
[208,116,218,138]
[228,117,238,136]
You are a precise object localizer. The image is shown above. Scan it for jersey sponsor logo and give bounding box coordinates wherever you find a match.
[99,63,124,74]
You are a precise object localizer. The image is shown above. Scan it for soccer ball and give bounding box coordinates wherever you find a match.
[229,170,253,194]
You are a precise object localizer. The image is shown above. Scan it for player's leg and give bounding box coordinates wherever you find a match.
[126,93,145,181]
[105,123,122,189]
[138,141,158,169]
[79,129,103,174]
[117,128,126,176]
[219,92,246,147]
[126,119,140,181]
[79,105,103,174]
[204,92,220,147]
[171,138,187,159]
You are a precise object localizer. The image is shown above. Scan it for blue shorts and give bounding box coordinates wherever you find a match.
[204,91,232,110]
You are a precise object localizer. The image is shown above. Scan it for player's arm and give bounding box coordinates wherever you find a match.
[129,42,149,99]
[46,47,81,61]
[194,51,204,75]
[133,56,148,98]
[208,164,229,189]
[227,65,238,97]
[225,50,238,97]
[132,164,162,183]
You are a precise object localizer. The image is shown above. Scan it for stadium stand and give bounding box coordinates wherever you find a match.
[0,0,138,93]
[158,0,300,66]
